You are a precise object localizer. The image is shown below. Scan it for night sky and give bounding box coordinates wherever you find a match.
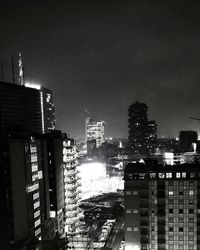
[1,1,200,139]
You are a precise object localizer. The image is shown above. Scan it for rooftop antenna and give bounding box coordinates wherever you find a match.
[12,54,15,83]
[18,52,24,85]
[1,61,4,81]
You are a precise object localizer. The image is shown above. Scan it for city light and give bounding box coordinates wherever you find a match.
[25,82,41,90]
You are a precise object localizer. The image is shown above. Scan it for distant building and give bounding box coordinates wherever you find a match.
[157,138,179,152]
[179,130,198,152]
[128,101,157,156]
[124,160,200,250]
[86,117,105,149]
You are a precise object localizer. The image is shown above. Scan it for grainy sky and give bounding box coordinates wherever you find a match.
[1,1,200,138]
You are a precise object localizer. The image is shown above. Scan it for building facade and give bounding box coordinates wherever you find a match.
[86,117,105,149]
[0,81,55,135]
[124,161,200,250]
[63,137,83,235]
[128,101,157,156]
[0,133,44,249]
[0,81,42,134]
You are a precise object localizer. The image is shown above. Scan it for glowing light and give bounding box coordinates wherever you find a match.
[25,82,41,90]
[126,244,140,250]
[40,92,45,133]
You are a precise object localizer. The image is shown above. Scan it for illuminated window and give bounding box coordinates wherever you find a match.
[166,173,172,178]
[127,227,132,231]
[169,191,173,195]
[176,173,181,178]
[182,172,186,178]
[133,227,139,232]
[126,209,132,214]
[133,191,138,195]
[126,190,131,195]
[133,209,139,214]
[189,190,194,195]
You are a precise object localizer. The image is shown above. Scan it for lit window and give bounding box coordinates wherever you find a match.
[176,173,181,178]
[126,209,132,214]
[126,190,131,195]
[133,209,138,214]
[169,191,173,195]
[166,173,172,178]
[127,227,132,231]
[133,227,139,232]
[133,191,138,195]
[182,172,186,178]
[189,190,194,195]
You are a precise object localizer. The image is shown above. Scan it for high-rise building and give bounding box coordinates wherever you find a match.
[0,133,44,249]
[0,81,56,135]
[128,101,157,156]
[0,81,42,134]
[179,131,198,152]
[25,83,56,133]
[86,117,105,150]
[124,160,200,250]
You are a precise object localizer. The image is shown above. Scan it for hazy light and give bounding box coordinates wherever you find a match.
[25,82,41,90]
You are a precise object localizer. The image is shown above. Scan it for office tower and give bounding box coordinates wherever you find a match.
[0,133,44,249]
[0,81,56,135]
[124,161,200,250]
[25,83,56,133]
[86,117,105,149]
[128,101,157,156]
[179,131,198,152]
[63,137,83,235]
[0,81,42,134]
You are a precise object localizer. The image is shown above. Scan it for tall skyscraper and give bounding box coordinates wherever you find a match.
[86,117,105,150]
[25,83,56,133]
[128,101,157,156]
[124,161,200,250]
[0,81,42,134]
[0,81,56,135]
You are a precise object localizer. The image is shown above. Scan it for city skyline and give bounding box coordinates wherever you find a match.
[1,1,200,139]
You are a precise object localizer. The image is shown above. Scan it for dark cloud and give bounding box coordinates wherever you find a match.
[1,1,200,138]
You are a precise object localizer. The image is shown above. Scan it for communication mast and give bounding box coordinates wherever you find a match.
[18,52,24,85]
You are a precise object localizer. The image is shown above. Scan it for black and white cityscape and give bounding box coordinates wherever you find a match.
[1,1,200,250]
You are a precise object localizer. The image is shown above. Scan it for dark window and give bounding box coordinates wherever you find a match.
[169,209,173,213]
[189,209,194,214]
